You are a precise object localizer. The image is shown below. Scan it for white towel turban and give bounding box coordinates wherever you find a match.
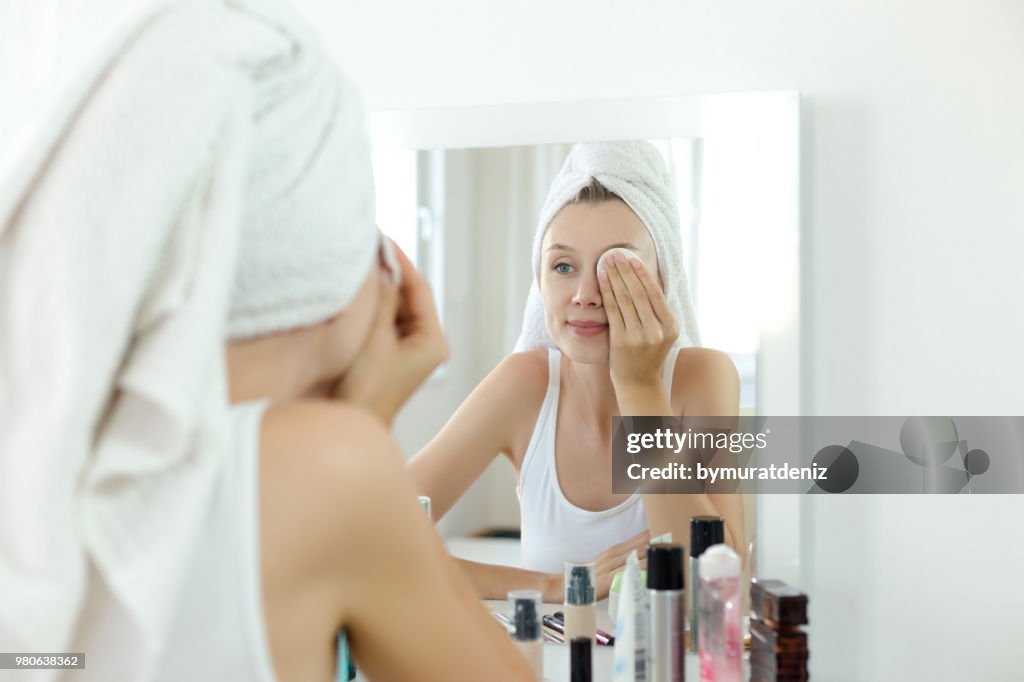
[0,0,378,678]
[226,0,379,340]
[513,140,701,353]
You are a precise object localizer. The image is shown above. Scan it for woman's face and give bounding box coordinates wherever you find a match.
[540,199,660,364]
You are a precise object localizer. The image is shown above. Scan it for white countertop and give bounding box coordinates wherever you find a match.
[354,537,749,681]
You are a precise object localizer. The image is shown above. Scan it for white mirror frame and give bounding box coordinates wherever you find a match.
[368,91,804,585]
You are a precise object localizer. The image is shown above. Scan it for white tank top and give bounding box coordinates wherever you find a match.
[517,347,681,573]
[154,400,278,682]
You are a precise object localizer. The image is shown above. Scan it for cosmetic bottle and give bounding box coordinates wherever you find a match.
[613,550,648,682]
[564,562,596,645]
[689,516,724,652]
[751,580,808,628]
[748,580,810,681]
[508,589,543,680]
[647,543,686,682]
[417,495,431,519]
[697,545,742,682]
[571,636,593,682]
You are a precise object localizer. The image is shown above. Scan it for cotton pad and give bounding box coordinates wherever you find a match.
[596,247,645,275]
[378,233,402,286]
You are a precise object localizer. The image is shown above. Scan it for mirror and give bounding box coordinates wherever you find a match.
[368,92,801,584]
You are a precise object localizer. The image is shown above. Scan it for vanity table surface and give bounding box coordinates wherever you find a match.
[353,537,749,680]
[483,599,715,682]
[466,537,749,682]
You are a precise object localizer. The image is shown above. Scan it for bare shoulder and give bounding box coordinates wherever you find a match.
[492,349,549,393]
[487,349,550,421]
[462,349,550,418]
[672,347,739,415]
[468,349,549,462]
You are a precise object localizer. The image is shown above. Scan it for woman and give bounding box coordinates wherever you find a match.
[408,141,745,602]
[146,5,535,681]
[2,2,533,681]
[163,239,534,682]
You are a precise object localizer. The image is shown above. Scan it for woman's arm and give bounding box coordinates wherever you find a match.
[405,351,547,521]
[406,352,586,601]
[454,558,561,602]
[638,349,746,566]
[598,253,746,565]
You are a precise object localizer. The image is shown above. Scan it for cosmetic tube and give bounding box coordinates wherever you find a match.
[508,590,543,680]
[417,495,431,519]
[648,543,686,682]
[571,637,592,682]
[698,545,742,682]
[689,516,724,652]
[564,562,596,645]
[613,550,648,682]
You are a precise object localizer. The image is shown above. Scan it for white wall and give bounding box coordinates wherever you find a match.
[294,1,1024,679]
[0,2,122,155]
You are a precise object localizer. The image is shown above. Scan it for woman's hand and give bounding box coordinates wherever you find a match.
[333,242,449,426]
[592,530,650,600]
[598,252,678,394]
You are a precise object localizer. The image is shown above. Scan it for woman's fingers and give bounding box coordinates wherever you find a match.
[334,240,449,422]
[372,274,401,340]
[600,255,642,352]
[591,529,657,599]
[629,256,678,340]
[598,266,626,335]
[600,253,673,348]
[614,257,662,341]
[388,240,449,369]
[391,241,440,337]
[594,529,651,570]
[600,255,678,388]
[603,255,642,333]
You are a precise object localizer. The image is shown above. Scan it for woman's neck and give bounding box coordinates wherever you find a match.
[225,329,331,404]
[560,354,621,428]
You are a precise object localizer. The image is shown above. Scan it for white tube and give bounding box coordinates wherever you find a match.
[613,550,649,682]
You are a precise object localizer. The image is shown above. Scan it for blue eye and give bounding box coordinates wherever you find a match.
[553,262,574,274]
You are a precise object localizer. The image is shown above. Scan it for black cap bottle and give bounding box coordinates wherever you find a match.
[647,543,686,681]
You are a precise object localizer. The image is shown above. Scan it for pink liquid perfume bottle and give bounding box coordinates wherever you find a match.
[698,545,742,682]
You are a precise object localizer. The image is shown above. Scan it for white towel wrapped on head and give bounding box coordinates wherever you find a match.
[226,0,380,339]
[513,140,701,353]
